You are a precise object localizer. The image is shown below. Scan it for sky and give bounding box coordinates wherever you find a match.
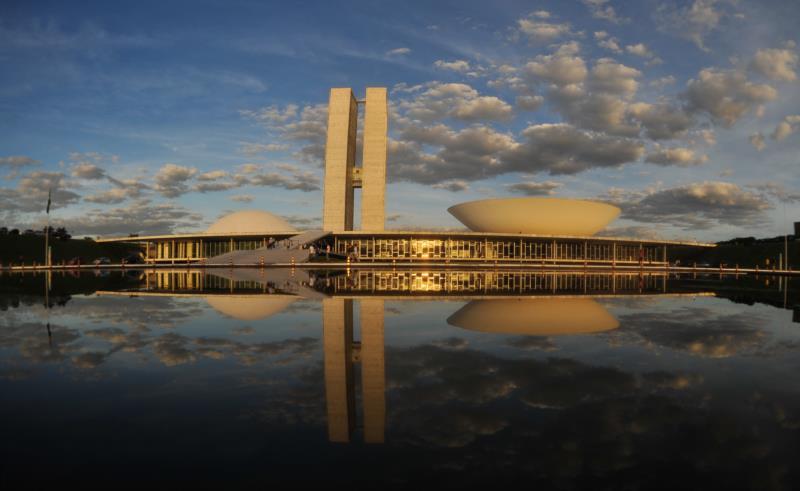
[0,0,798,241]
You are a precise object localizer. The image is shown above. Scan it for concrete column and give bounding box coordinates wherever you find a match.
[360,299,385,443]
[323,298,355,442]
[361,88,387,232]
[323,88,358,232]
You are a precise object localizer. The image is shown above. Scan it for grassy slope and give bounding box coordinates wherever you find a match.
[0,235,137,265]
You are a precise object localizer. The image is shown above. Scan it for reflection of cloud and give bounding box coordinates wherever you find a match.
[232,326,256,336]
[153,333,197,366]
[506,336,557,351]
[0,320,82,363]
[616,307,766,357]
[641,371,703,390]
[72,351,108,369]
[431,337,469,350]
[69,296,206,329]
[383,344,710,459]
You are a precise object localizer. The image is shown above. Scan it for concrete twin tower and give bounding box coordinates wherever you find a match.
[322,87,387,232]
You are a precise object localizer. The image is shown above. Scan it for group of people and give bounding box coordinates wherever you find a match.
[306,240,333,260]
[266,237,288,249]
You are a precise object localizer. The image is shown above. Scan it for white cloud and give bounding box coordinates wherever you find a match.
[59,199,202,236]
[771,115,800,141]
[0,170,80,219]
[229,194,254,203]
[525,52,587,86]
[749,45,798,82]
[626,43,653,58]
[749,182,800,203]
[583,0,627,24]
[196,170,228,181]
[84,188,133,204]
[516,95,544,111]
[240,102,328,165]
[238,104,298,125]
[504,123,645,175]
[432,180,469,192]
[749,132,766,151]
[0,155,38,170]
[506,180,562,195]
[627,102,694,140]
[434,59,471,72]
[71,163,106,180]
[398,82,513,122]
[386,47,411,56]
[596,33,622,53]
[655,0,735,51]
[645,146,708,166]
[153,163,197,198]
[516,17,573,43]
[588,58,641,97]
[238,142,289,156]
[604,181,772,229]
[684,68,777,127]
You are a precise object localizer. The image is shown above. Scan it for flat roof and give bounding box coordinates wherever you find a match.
[96,231,298,243]
[96,229,715,248]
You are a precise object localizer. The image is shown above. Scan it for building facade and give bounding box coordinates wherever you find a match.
[96,87,715,264]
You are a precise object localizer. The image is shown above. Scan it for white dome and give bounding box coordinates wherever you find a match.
[448,197,620,236]
[206,210,296,235]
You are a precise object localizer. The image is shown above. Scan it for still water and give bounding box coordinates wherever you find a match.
[1,269,799,488]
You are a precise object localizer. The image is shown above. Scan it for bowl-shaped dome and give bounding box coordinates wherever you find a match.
[448,197,620,236]
[206,210,296,235]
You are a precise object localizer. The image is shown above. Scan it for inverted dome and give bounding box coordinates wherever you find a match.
[206,210,296,235]
[447,298,619,336]
[205,295,296,321]
[448,197,620,236]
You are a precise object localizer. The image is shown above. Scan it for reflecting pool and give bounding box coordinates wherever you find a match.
[1,269,799,487]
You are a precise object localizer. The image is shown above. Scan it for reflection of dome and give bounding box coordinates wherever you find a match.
[206,210,296,235]
[447,298,619,335]
[205,295,296,321]
[448,197,620,236]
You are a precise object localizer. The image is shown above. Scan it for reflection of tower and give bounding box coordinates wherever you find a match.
[322,87,388,232]
[322,298,385,443]
[360,298,385,443]
[323,298,355,442]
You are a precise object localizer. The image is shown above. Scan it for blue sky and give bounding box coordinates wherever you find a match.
[1,0,798,241]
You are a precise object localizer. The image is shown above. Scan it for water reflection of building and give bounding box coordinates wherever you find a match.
[323,298,385,444]
[447,298,620,335]
[315,270,673,296]
[95,269,720,444]
[113,269,683,298]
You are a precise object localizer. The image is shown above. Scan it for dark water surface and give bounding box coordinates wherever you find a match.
[1,269,799,488]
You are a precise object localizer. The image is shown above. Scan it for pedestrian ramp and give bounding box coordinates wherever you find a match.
[204,230,331,265]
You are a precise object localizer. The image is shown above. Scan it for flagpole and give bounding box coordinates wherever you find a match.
[45,188,51,268]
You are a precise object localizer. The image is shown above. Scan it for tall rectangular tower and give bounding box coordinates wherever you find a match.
[323,88,358,232]
[360,87,388,231]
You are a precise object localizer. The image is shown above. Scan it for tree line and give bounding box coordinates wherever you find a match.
[0,226,72,240]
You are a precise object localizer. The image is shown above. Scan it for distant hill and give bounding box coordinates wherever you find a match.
[0,234,137,266]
